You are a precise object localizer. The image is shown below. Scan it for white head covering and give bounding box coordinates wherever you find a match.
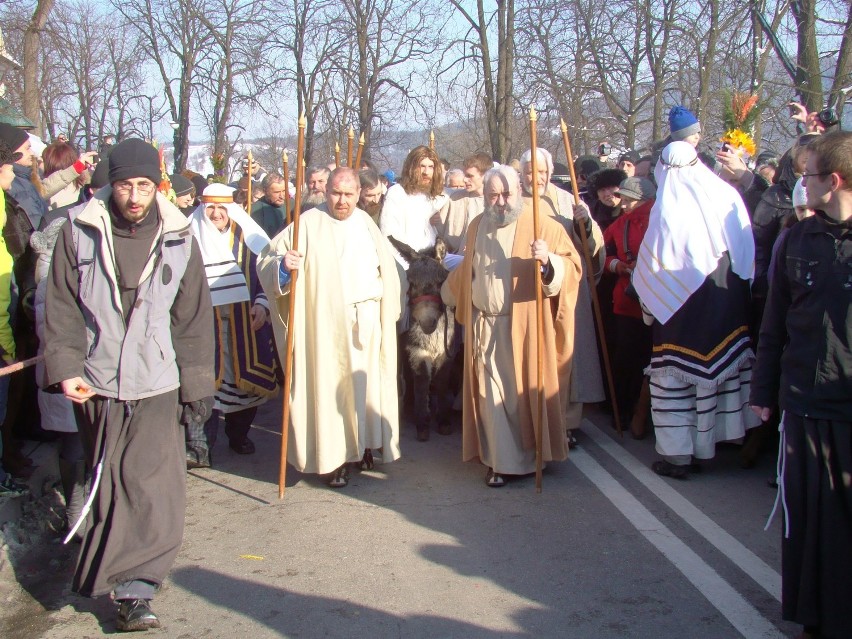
[189,183,271,306]
[633,141,755,325]
[792,177,808,208]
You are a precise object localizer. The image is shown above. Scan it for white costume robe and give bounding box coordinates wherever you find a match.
[257,206,403,475]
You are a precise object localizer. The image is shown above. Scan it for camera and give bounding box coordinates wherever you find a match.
[598,143,612,156]
[817,106,839,128]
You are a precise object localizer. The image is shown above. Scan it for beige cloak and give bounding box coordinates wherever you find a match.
[257,206,403,475]
[526,185,606,420]
[443,209,582,468]
[433,190,484,253]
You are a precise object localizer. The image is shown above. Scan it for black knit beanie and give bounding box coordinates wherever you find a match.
[0,123,29,154]
[90,158,110,189]
[170,174,194,197]
[108,138,161,185]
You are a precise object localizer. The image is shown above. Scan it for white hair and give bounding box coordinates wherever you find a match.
[482,164,520,194]
[519,148,554,173]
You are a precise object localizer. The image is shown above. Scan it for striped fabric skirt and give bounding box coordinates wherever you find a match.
[215,313,267,415]
[650,361,761,460]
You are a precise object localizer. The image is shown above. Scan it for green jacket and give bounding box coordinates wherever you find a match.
[0,190,16,361]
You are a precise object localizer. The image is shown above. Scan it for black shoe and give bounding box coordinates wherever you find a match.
[652,460,688,479]
[116,598,160,632]
[228,438,255,455]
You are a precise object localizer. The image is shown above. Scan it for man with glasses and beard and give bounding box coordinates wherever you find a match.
[43,139,214,631]
[441,165,581,487]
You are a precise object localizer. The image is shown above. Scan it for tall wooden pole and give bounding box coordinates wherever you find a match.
[334,142,340,169]
[283,151,291,225]
[354,133,365,170]
[529,108,546,494]
[560,118,622,435]
[278,113,307,499]
[347,127,354,168]
[429,130,435,150]
[245,150,253,212]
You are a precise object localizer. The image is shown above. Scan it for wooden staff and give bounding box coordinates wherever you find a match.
[347,126,354,168]
[245,150,253,212]
[279,113,307,499]
[529,108,546,494]
[560,118,622,435]
[0,355,42,378]
[354,133,365,169]
[429,130,435,150]
[283,150,291,226]
[334,142,340,168]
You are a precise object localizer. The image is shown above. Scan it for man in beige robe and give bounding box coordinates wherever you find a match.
[442,165,582,487]
[257,168,403,488]
[432,152,493,254]
[521,148,606,442]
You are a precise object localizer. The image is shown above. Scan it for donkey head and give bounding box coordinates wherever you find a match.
[389,236,449,335]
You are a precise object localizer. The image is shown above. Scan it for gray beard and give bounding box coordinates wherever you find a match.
[303,192,325,208]
[485,200,522,227]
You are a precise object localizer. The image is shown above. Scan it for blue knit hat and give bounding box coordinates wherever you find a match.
[668,106,700,141]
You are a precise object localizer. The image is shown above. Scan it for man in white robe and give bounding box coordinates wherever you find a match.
[257,168,403,488]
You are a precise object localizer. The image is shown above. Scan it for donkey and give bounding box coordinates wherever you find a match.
[389,236,457,442]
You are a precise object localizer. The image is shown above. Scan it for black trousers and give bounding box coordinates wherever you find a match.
[781,413,852,637]
[186,406,258,452]
[613,314,652,419]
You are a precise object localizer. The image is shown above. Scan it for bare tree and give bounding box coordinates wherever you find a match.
[113,0,213,171]
[447,0,515,162]
[22,0,55,136]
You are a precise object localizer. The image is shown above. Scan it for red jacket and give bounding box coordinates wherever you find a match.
[603,200,653,319]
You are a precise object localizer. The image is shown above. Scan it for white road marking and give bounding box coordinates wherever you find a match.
[570,447,785,639]
[582,418,782,602]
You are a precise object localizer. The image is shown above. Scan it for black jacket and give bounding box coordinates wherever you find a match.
[751,211,852,420]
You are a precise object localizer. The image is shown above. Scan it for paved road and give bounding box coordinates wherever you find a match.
[6,404,796,638]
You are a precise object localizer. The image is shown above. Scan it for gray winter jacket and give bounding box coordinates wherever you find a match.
[44,190,215,402]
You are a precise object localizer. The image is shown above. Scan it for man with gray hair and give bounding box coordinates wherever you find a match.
[303,166,331,209]
[251,172,290,237]
[442,165,581,487]
[520,147,606,445]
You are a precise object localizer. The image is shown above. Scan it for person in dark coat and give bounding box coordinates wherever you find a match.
[44,139,215,632]
[250,173,289,237]
[751,130,852,639]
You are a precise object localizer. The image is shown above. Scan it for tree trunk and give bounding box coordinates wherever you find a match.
[22,0,56,136]
[791,0,823,112]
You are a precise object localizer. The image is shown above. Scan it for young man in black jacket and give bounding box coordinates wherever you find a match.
[751,130,852,639]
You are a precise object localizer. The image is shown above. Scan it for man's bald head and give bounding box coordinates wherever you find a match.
[326,167,361,220]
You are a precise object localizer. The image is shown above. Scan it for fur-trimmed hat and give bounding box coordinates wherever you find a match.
[668,106,700,141]
[588,168,627,194]
[108,138,161,185]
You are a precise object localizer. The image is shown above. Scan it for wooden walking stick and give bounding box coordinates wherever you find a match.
[347,126,354,168]
[354,133,365,170]
[334,142,340,169]
[278,113,307,499]
[245,150,253,213]
[529,108,546,494]
[283,150,291,225]
[559,118,623,435]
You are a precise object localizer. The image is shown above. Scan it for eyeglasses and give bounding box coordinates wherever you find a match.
[113,181,156,196]
[800,172,831,179]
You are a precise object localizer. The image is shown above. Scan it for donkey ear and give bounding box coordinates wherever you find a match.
[387,235,420,263]
[434,237,447,262]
